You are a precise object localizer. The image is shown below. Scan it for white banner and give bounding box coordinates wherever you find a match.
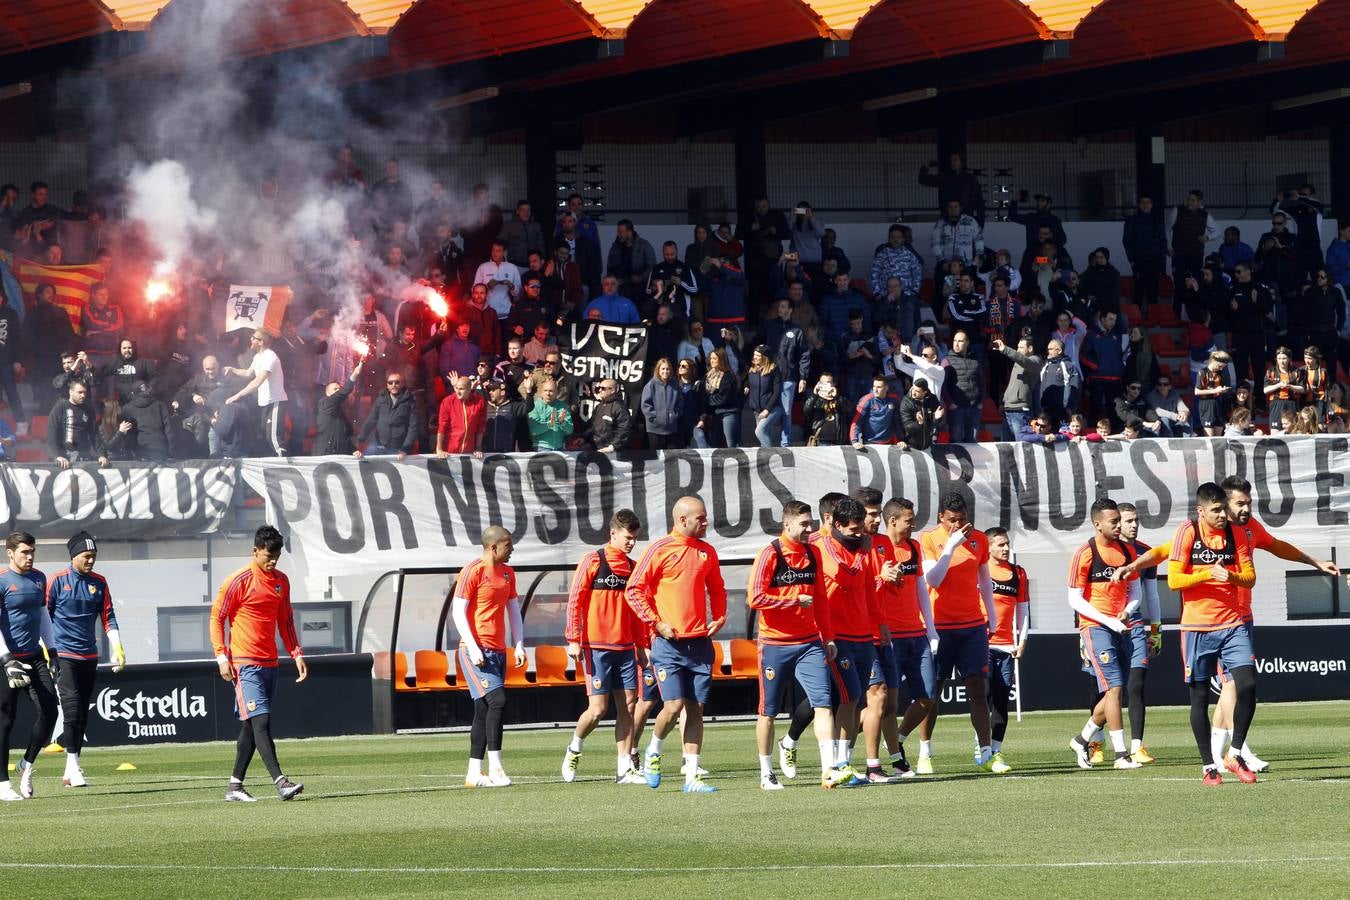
[240,437,1350,577]
[222,284,290,335]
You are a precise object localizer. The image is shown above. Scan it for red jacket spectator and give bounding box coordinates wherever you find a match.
[437,387,487,454]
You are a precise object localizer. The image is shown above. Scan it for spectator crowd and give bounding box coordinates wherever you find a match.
[2,151,1348,465]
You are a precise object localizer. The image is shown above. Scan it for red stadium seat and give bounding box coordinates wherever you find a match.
[28,416,47,442]
[15,447,46,463]
[981,398,1000,423]
[414,650,451,690]
[1120,302,1142,322]
[393,652,416,692]
[850,278,873,301]
[1150,332,1183,356]
[1149,305,1180,327]
[506,651,530,686]
[1119,276,1134,299]
[729,639,758,677]
[371,651,391,679]
[712,641,732,679]
[977,429,997,443]
[534,645,574,685]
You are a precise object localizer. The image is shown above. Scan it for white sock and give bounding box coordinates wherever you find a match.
[818,740,834,773]
[229,776,243,785]
[568,736,583,754]
[991,740,1002,754]
[758,754,772,776]
[1130,738,1142,754]
[978,745,991,763]
[834,740,850,765]
[1210,728,1228,762]
[1109,730,1126,754]
[683,754,700,784]
[1240,741,1257,758]
[781,735,797,750]
[487,750,503,771]
[17,759,30,772]
[648,735,664,756]
[467,757,483,777]
[919,739,932,758]
[65,752,80,772]
[866,757,881,769]
[617,754,630,776]
[1079,719,1099,742]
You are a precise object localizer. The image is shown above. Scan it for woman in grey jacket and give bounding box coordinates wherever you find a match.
[641,358,681,449]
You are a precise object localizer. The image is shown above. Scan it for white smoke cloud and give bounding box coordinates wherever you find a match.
[125,159,217,279]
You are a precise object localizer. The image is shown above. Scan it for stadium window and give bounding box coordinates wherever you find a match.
[157,606,212,661]
[1285,570,1344,620]
[288,602,353,654]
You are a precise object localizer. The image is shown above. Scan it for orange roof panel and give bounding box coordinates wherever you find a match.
[1285,0,1347,59]
[0,1,115,54]
[385,0,601,71]
[1071,0,1264,66]
[850,0,1051,62]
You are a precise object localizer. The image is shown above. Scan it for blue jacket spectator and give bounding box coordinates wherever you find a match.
[583,279,641,324]
[870,226,925,297]
[641,372,681,440]
[1219,231,1255,275]
[1327,223,1350,289]
[703,260,747,329]
[1080,315,1126,381]
[849,382,901,445]
[819,273,870,339]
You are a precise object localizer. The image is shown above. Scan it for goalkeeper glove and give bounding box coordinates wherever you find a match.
[1148,627,1162,658]
[111,640,126,673]
[2,654,32,689]
[42,645,59,682]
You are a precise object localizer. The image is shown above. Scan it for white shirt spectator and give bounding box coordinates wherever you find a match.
[250,347,287,406]
[474,259,522,319]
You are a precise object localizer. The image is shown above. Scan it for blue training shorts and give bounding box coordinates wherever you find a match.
[580,647,638,696]
[935,626,990,681]
[1183,623,1255,684]
[232,665,276,722]
[458,646,506,700]
[1080,625,1130,692]
[758,641,832,716]
[650,636,713,704]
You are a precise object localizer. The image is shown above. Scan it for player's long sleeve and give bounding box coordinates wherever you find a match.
[1135,544,1168,570]
[1143,577,1161,624]
[922,531,965,587]
[563,554,596,643]
[1014,601,1029,644]
[38,606,55,650]
[708,557,728,624]
[1067,588,1120,629]
[506,597,524,651]
[209,577,235,660]
[1230,560,1256,590]
[915,571,939,643]
[748,549,794,610]
[451,596,480,658]
[979,563,996,634]
[1121,579,1143,620]
[1168,559,1213,592]
[812,575,835,644]
[624,548,663,627]
[276,580,302,658]
[1268,538,1319,567]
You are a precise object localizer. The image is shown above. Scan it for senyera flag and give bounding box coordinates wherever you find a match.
[222,284,291,336]
[8,255,103,333]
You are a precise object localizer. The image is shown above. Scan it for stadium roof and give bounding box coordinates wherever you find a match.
[0,0,1345,130]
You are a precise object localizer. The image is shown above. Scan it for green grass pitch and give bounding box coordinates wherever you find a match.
[2,701,1347,897]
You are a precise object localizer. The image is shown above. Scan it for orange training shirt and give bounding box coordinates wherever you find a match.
[565,546,637,649]
[1169,520,1254,631]
[921,525,991,631]
[456,558,517,651]
[988,560,1028,646]
[1068,538,1135,629]
[625,532,727,639]
[210,562,301,667]
[748,536,832,644]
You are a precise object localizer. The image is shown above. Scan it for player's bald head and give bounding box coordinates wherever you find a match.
[671,495,708,539]
[672,496,705,520]
[481,525,510,548]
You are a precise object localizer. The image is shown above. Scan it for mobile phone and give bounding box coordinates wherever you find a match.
[792,207,807,215]
[1035,256,1049,265]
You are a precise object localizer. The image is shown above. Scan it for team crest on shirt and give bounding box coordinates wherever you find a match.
[657,668,667,682]
[697,550,708,561]
[1098,650,1113,664]
[968,540,978,550]
[274,585,282,595]
[482,677,492,689]
[765,667,776,681]
[89,585,98,595]
[840,659,851,670]
[592,677,602,690]
[247,701,256,712]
